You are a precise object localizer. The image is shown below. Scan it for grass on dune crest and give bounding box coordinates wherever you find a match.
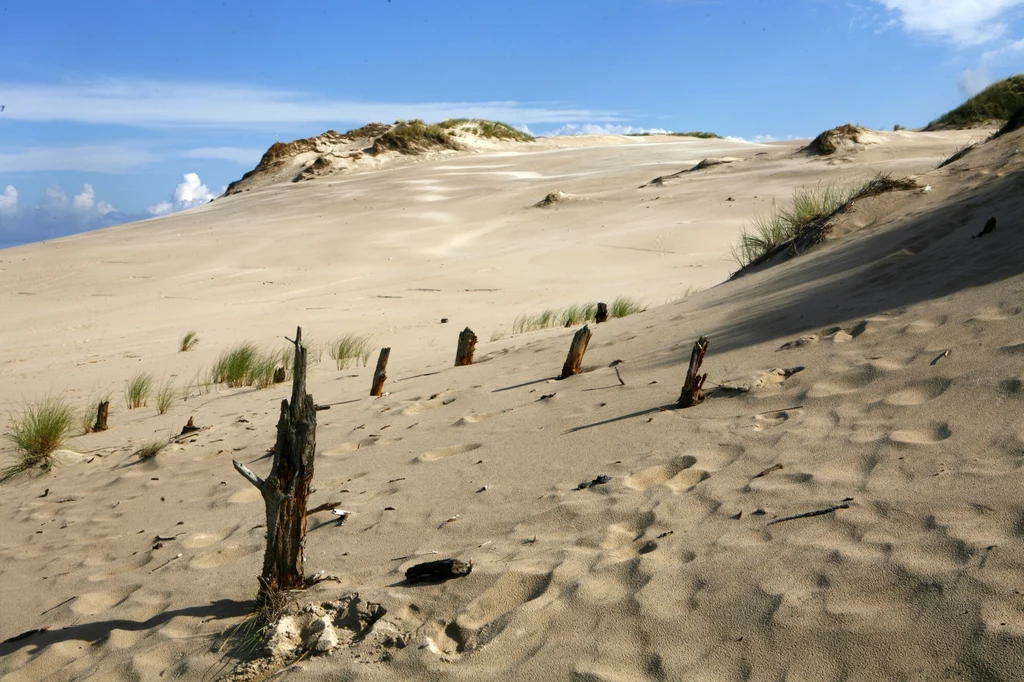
[731,173,918,269]
[927,74,1024,130]
[2,395,77,482]
[211,343,281,389]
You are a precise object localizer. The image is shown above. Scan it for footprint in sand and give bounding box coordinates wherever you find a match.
[999,342,1024,356]
[884,378,952,406]
[453,411,506,426]
[455,572,552,632]
[322,436,401,456]
[189,543,262,569]
[905,316,948,334]
[805,366,876,398]
[73,585,141,615]
[415,443,483,462]
[625,456,708,491]
[969,306,1021,323]
[753,408,802,431]
[890,422,952,444]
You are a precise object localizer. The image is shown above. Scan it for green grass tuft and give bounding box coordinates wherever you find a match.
[927,74,1024,130]
[125,372,154,409]
[2,396,77,481]
[329,334,374,370]
[134,438,170,460]
[179,330,199,352]
[374,119,461,154]
[610,296,647,318]
[211,343,281,389]
[156,379,176,415]
[560,302,598,327]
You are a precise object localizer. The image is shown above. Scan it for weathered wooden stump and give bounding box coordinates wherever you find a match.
[595,303,608,324]
[455,327,478,366]
[92,401,109,432]
[559,325,592,379]
[678,336,709,408]
[370,347,391,396]
[233,326,317,605]
[273,366,286,384]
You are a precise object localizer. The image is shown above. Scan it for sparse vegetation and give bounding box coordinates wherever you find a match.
[937,141,980,169]
[211,342,281,389]
[329,334,374,370]
[125,372,154,409]
[343,122,391,139]
[179,330,199,352]
[134,438,170,460]
[731,173,918,269]
[995,106,1024,137]
[2,395,77,481]
[373,119,461,154]
[156,379,176,415]
[80,393,111,434]
[893,124,905,131]
[732,182,861,267]
[490,328,507,342]
[806,124,863,155]
[561,302,598,327]
[610,296,647,318]
[626,131,721,139]
[927,74,1024,130]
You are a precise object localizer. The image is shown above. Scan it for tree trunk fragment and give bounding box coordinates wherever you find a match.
[559,325,592,379]
[678,336,709,408]
[370,348,391,396]
[455,327,478,366]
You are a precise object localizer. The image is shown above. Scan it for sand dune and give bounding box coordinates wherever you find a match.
[1,126,1023,681]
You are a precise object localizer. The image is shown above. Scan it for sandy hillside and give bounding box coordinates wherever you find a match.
[1,126,1022,681]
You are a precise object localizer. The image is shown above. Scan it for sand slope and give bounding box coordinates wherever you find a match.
[1,128,1023,681]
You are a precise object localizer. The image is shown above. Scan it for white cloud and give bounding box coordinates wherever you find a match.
[0,80,622,129]
[541,123,673,136]
[147,172,216,216]
[875,0,1024,45]
[0,185,17,213]
[0,144,154,173]
[185,146,264,164]
[958,67,995,97]
[0,183,129,247]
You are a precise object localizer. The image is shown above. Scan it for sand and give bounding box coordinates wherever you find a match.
[1,127,1023,681]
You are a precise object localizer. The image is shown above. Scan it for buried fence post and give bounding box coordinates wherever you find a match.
[455,327,478,366]
[595,302,608,324]
[559,325,593,379]
[93,401,109,432]
[370,347,391,396]
[678,336,709,408]
[232,326,317,606]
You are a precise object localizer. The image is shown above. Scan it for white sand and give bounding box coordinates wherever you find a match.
[1,127,1023,681]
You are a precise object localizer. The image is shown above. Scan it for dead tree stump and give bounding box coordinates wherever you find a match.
[595,303,608,324]
[273,366,286,384]
[559,325,592,379]
[678,336,709,408]
[233,326,317,605]
[370,347,391,396]
[92,401,109,432]
[455,327,478,366]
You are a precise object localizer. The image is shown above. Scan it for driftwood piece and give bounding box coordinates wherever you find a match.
[232,326,317,604]
[678,336,709,408]
[595,302,608,324]
[454,327,478,366]
[766,502,850,526]
[273,366,287,384]
[405,558,473,583]
[179,416,200,435]
[973,216,996,239]
[92,401,109,432]
[370,348,391,397]
[559,325,592,379]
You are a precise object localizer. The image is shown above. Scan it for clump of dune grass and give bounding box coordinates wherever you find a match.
[490,328,507,342]
[125,372,154,409]
[2,396,77,481]
[927,74,1024,130]
[626,131,721,139]
[329,334,374,370]
[373,119,461,154]
[731,182,860,267]
[81,393,112,433]
[179,330,199,352]
[610,296,647,318]
[561,302,598,327]
[936,141,979,169]
[134,438,170,460]
[156,379,176,415]
[512,308,559,335]
[211,342,282,389]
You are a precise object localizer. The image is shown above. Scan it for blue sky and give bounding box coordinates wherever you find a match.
[1,0,1023,247]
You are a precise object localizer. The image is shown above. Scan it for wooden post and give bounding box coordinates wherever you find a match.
[559,325,592,379]
[455,327,478,366]
[92,401,109,432]
[232,326,317,605]
[370,347,391,396]
[678,336,709,408]
[595,303,608,324]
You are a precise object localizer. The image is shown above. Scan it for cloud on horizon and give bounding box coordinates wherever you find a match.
[875,0,1024,46]
[147,173,217,216]
[0,80,622,129]
[0,144,155,173]
[0,182,137,247]
[185,146,264,165]
[541,123,673,136]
